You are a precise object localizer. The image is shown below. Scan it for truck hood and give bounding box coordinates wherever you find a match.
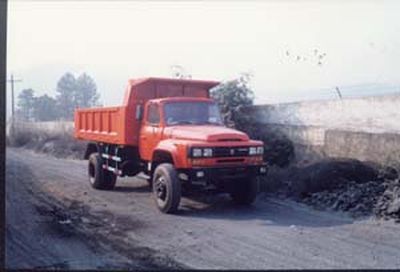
[164,125,250,142]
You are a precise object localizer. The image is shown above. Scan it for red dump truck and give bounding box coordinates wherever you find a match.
[75,77,267,213]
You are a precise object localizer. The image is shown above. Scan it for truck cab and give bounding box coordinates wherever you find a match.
[75,78,267,213]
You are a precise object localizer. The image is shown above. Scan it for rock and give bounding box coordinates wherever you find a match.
[81,217,91,224]
[381,167,399,181]
[59,219,72,225]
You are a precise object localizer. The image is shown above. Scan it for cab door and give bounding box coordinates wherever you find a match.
[139,103,163,161]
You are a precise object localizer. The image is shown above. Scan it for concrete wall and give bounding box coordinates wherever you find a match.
[249,94,400,165]
[324,130,400,165]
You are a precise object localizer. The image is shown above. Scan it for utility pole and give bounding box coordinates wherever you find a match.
[7,74,22,134]
[335,86,342,100]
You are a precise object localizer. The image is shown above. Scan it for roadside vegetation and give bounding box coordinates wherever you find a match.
[7,121,85,159]
[7,71,97,158]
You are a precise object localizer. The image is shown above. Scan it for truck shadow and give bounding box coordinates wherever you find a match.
[178,193,355,228]
[112,177,151,193]
[113,178,355,228]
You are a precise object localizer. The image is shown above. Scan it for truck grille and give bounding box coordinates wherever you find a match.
[213,146,249,157]
[217,158,245,163]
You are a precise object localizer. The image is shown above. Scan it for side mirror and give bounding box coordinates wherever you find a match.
[136,104,143,120]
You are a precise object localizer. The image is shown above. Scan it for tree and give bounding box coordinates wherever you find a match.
[210,73,254,129]
[56,72,77,120]
[17,88,35,121]
[33,95,59,121]
[55,72,101,120]
[75,73,99,108]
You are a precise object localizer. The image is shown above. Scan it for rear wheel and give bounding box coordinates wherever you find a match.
[152,163,181,214]
[88,153,117,190]
[229,177,259,205]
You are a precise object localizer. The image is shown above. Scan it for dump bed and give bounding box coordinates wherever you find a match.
[74,77,220,146]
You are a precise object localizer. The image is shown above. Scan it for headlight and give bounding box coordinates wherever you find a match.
[191,147,213,158]
[203,148,213,157]
[249,147,257,155]
[192,148,202,157]
[249,146,263,155]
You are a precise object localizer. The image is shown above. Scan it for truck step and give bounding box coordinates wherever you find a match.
[101,154,122,162]
[102,164,122,176]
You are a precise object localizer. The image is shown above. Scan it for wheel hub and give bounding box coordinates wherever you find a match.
[155,177,167,201]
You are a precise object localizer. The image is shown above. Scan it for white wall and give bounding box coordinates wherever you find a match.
[252,94,400,134]
[250,94,400,164]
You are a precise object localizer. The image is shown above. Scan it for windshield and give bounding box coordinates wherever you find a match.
[164,101,223,126]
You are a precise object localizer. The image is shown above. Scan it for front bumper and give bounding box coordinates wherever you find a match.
[179,163,268,182]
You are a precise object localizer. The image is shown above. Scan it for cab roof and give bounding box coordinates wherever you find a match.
[151,97,215,104]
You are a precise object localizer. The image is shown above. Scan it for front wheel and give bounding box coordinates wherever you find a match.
[152,163,181,214]
[229,177,259,205]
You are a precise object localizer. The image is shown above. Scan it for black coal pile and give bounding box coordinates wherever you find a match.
[303,180,385,217]
[374,178,400,221]
[272,158,379,198]
[301,166,400,222]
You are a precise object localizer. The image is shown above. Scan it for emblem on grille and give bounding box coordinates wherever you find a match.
[230,149,235,155]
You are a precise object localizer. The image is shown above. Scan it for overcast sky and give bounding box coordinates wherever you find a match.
[6,0,400,117]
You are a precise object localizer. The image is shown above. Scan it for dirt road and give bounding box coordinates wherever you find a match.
[6,148,400,269]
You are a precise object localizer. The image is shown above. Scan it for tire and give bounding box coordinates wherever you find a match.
[229,177,259,205]
[88,153,117,190]
[152,163,181,214]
